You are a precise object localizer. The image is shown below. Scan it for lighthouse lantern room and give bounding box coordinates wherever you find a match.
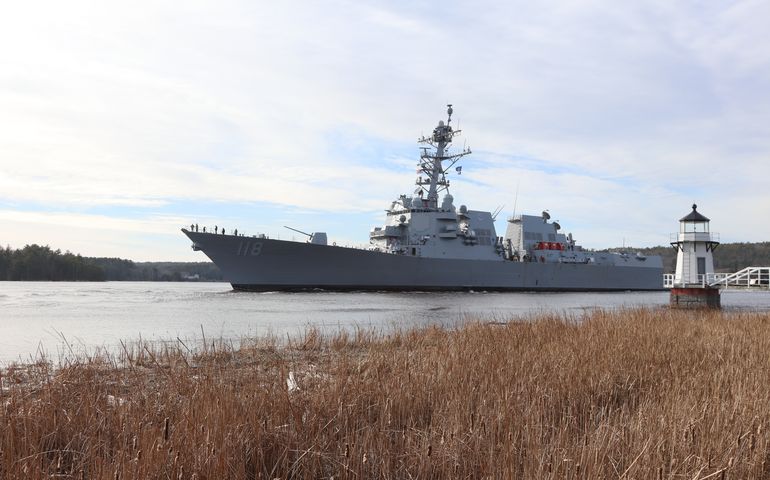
[671,204,719,287]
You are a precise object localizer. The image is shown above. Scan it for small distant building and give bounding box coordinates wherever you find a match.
[670,204,721,308]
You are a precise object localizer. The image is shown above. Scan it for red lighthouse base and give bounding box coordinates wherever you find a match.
[670,287,721,309]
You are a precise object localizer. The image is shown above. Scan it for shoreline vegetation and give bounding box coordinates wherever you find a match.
[3,308,770,478]
[2,241,769,282]
[0,245,223,282]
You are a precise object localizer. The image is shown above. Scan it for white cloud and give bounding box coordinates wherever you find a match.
[0,209,194,260]
[1,0,769,259]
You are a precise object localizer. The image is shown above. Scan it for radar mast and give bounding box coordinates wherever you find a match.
[416,104,471,209]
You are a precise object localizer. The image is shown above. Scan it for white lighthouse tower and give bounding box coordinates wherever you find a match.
[670,204,721,308]
[671,204,719,286]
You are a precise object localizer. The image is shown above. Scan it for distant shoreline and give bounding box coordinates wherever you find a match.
[1,244,223,282]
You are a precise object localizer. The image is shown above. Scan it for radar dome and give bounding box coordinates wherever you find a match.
[399,215,407,223]
[438,120,445,127]
[459,205,468,214]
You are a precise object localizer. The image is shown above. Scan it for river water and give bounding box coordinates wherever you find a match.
[2,282,770,364]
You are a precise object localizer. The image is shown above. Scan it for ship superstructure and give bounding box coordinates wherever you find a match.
[368,106,502,261]
[182,106,663,291]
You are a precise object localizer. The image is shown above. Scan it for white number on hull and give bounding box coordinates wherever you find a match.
[237,241,263,256]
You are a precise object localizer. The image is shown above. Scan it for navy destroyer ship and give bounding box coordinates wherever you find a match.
[182,106,663,291]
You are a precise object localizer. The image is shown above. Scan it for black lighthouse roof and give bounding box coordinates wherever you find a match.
[680,204,710,222]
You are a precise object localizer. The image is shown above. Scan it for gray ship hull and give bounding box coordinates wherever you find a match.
[184,230,664,291]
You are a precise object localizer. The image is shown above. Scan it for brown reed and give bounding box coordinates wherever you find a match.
[2,308,770,479]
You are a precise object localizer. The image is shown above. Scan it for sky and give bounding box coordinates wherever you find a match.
[1,0,769,261]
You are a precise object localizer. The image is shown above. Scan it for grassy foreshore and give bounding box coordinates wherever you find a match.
[3,309,770,479]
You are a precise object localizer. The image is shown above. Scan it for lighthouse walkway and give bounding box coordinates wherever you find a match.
[664,267,770,289]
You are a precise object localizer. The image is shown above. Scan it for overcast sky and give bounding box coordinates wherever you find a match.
[1,1,769,261]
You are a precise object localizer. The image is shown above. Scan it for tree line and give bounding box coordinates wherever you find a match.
[0,245,104,281]
[0,245,223,282]
[609,242,770,273]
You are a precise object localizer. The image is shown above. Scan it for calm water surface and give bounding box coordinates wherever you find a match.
[2,282,769,363]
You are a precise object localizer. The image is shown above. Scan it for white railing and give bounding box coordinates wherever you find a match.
[669,232,720,243]
[664,267,770,289]
[664,273,717,288]
[708,267,770,289]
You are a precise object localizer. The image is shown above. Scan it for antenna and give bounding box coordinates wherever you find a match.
[492,205,506,221]
[511,180,520,218]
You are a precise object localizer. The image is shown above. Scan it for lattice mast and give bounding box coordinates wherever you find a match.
[416,105,471,209]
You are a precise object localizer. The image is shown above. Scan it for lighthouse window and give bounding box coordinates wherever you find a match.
[697,257,706,275]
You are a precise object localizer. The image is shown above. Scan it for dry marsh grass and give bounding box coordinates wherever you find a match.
[3,308,770,479]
